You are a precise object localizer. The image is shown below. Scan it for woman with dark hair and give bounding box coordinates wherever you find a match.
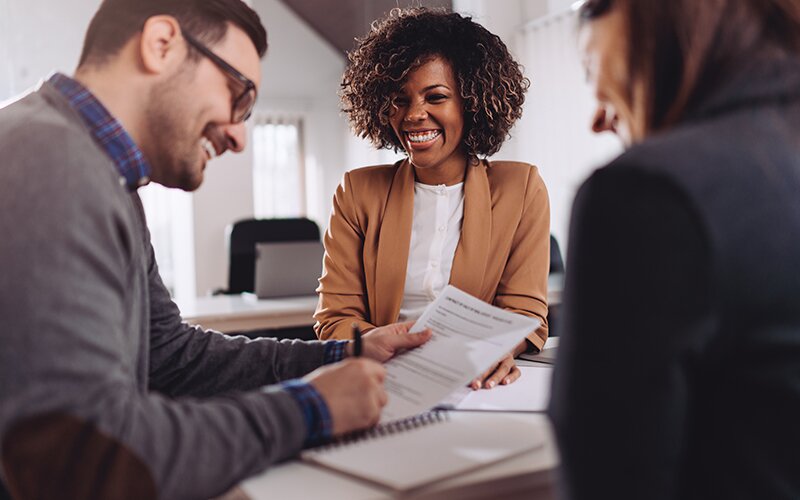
[551,0,800,498]
[314,7,550,389]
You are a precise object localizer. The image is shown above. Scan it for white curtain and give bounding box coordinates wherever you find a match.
[139,184,196,302]
[512,8,622,258]
[252,114,306,218]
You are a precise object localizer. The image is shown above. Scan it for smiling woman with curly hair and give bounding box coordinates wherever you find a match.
[341,7,529,158]
[315,7,551,390]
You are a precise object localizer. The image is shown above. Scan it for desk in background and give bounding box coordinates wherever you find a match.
[176,294,318,333]
[179,274,564,335]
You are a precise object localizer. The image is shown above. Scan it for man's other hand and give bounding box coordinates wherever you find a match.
[306,358,387,435]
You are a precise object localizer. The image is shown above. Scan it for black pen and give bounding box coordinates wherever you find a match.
[351,322,362,357]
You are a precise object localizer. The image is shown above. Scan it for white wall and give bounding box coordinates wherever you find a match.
[452,0,547,167]
[1,0,101,100]
[0,0,11,100]
[548,0,577,12]
[453,0,547,48]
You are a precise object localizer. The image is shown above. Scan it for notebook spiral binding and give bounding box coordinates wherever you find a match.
[311,410,450,453]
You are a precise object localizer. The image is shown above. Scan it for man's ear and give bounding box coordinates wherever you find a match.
[139,15,185,75]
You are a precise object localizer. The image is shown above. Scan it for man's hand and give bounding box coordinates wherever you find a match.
[307,323,430,435]
[349,321,433,362]
[306,358,387,435]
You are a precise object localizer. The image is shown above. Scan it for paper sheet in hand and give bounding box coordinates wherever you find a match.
[381,285,539,422]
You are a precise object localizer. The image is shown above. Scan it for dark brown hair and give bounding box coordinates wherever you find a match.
[340,7,530,158]
[78,0,268,67]
[580,0,800,134]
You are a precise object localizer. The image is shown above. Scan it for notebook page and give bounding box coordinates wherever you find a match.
[301,412,544,492]
[453,365,552,412]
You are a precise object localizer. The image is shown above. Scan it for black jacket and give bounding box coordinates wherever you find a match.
[551,56,800,500]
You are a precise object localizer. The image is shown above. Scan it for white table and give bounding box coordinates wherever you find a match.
[176,294,319,332]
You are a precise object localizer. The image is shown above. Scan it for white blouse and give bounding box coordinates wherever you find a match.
[398,182,465,322]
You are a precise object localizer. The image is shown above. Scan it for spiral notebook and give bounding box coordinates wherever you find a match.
[301,411,544,492]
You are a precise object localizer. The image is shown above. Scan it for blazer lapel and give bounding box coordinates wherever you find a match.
[450,160,492,297]
[374,160,415,324]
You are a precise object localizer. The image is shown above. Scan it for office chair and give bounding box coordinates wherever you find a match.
[548,234,565,337]
[550,234,565,275]
[220,217,321,295]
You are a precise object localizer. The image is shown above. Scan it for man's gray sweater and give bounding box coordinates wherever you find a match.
[0,82,328,499]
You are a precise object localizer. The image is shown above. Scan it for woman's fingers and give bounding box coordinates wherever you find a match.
[500,363,521,385]
[483,355,516,389]
[470,362,497,390]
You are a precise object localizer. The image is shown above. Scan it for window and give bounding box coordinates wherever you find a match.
[252,115,306,218]
[139,184,196,302]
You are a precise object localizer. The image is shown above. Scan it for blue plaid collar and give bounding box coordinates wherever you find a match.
[49,73,151,192]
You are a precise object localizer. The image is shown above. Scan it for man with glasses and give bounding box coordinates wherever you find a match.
[0,1,431,498]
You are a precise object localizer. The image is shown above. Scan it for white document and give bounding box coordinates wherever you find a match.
[447,365,553,412]
[381,285,539,422]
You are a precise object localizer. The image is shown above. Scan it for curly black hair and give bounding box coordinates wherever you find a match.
[340,7,530,158]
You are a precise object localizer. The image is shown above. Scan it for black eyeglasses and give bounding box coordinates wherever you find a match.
[182,31,257,123]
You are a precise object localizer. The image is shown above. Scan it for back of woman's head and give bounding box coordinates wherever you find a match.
[581,0,800,134]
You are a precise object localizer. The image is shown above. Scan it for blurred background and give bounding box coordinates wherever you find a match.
[0,0,621,302]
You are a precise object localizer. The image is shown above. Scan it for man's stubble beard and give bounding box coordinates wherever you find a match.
[145,68,205,192]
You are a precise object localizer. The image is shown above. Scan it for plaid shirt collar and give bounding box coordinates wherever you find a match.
[49,73,151,192]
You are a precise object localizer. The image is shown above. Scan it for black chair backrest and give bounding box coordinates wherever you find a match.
[226,218,321,294]
[550,234,565,275]
[547,234,565,337]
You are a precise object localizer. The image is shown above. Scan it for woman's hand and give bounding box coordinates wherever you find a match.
[469,339,529,390]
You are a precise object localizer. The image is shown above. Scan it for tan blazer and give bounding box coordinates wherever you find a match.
[314,159,550,350]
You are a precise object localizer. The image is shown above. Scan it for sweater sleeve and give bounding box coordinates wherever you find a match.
[139,197,329,398]
[549,165,714,500]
